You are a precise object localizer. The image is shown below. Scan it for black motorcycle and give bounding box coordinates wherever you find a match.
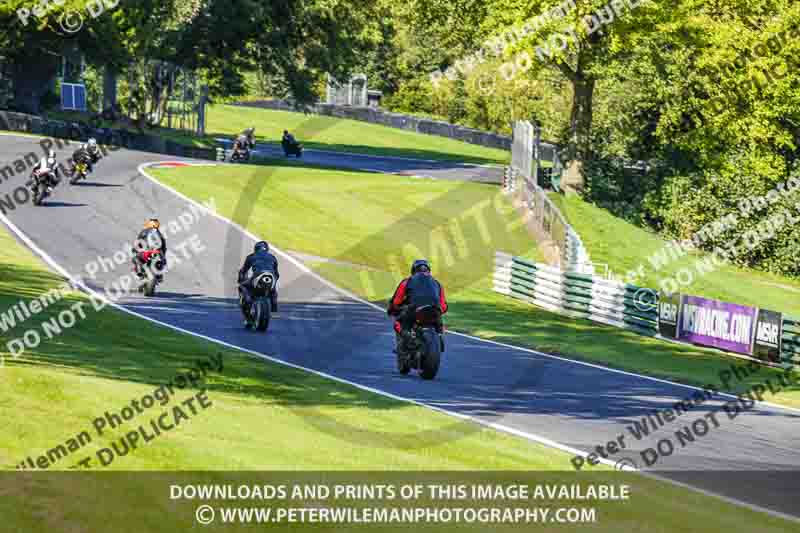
[240,272,275,332]
[397,305,444,380]
[282,139,303,158]
[29,168,60,206]
[67,159,90,185]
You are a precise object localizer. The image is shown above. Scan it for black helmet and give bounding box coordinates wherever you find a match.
[254,241,269,253]
[411,259,430,275]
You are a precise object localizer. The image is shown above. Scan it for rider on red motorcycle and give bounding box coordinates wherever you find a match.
[132,218,167,280]
[387,259,448,353]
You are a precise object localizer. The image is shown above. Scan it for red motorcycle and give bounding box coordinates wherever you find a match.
[135,249,165,296]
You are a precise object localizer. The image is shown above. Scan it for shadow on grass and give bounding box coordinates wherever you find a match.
[0,268,386,412]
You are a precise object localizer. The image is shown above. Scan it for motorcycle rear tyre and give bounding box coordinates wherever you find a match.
[420,329,441,380]
[255,298,271,332]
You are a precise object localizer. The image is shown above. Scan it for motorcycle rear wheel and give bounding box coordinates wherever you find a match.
[419,329,441,380]
[254,298,271,332]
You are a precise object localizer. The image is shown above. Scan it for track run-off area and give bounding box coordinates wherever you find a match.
[1,133,798,521]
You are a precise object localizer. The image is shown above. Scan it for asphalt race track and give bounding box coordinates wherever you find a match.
[216,138,505,183]
[1,134,799,520]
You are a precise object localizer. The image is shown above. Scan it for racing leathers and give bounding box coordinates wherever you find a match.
[33,157,60,188]
[233,134,250,156]
[387,272,448,349]
[132,227,167,279]
[71,147,93,174]
[238,250,280,314]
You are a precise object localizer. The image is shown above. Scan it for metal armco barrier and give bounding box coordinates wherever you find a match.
[506,120,592,274]
[493,251,799,367]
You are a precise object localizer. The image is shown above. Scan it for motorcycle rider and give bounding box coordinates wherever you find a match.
[232,133,250,158]
[32,150,60,192]
[70,143,94,175]
[282,130,297,147]
[86,138,102,164]
[387,259,448,353]
[132,218,168,282]
[238,241,280,323]
[243,127,256,149]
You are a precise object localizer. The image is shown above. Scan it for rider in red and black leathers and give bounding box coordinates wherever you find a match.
[387,260,448,351]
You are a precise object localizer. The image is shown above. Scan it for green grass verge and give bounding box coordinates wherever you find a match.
[150,164,800,409]
[40,104,511,165]
[549,193,800,317]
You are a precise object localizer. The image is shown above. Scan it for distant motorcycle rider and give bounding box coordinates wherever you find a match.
[132,218,167,280]
[282,130,296,146]
[232,133,250,156]
[70,144,94,174]
[86,138,101,164]
[238,241,280,319]
[243,127,256,149]
[387,259,448,353]
[32,150,60,191]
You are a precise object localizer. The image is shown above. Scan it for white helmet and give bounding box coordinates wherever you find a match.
[88,138,97,151]
[46,150,56,166]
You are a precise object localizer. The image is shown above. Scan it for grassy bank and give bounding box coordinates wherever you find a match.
[149,164,800,408]
[549,193,800,316]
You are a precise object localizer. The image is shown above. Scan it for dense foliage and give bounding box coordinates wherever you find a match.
[1,0,799,276]
[367,0,800,277]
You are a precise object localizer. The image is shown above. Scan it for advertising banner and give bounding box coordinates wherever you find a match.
[679,296,757,355]
[753,309,783,363]
[658,292,681,339]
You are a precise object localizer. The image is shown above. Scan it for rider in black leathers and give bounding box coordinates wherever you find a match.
[238,241,280,318]
[387,259,448,353]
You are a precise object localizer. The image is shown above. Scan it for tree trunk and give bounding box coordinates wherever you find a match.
[103,67,118,110]
[562,74,595,194]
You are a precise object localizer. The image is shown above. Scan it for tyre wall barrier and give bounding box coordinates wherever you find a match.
[493,251,797,368]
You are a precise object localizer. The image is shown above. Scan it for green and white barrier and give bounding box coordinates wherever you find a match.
[493,252,800,367]
[494,253,657,337]
[782,317,800,366]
